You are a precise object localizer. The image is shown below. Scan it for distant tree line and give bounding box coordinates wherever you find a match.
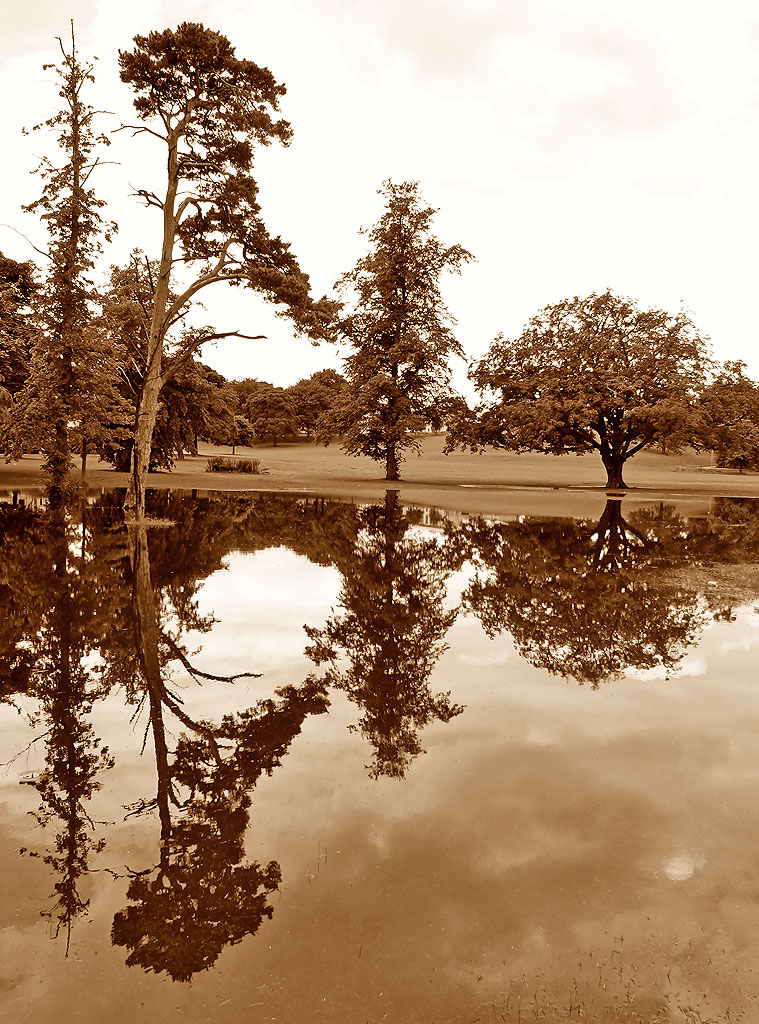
[2,23,759,507]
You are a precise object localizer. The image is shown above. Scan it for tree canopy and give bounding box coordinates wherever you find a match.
[452,290,712,489]
[697,360,759,473]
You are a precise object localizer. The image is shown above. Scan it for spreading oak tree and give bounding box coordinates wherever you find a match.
[318,180,472,480]
[118,23,336,513]
[453,290,711,489]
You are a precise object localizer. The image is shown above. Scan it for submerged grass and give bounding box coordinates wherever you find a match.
[471,942,757,1023]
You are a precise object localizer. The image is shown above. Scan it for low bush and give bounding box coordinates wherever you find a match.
[206,456,262,474]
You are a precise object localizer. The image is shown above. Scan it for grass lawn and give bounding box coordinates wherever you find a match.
[2,433,759,518]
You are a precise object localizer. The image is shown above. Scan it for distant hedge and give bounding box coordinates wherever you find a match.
[206,456,262,474]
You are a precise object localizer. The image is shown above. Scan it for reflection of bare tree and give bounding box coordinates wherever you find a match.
[460,499,710,686]
[111,523,329,981]
[306,490,463,779]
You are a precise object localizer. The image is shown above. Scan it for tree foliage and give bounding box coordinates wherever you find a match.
[458,500,709,686]
[452,290,712,489]
[240,381,298,445]
[0,254,37,449]
[318,180,472,480]
[287,368,346,437]
[697,360,759,473]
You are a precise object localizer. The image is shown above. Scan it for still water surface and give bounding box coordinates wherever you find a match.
[1,489,759,1023]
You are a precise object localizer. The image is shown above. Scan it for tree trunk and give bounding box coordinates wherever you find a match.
[601,451,628,490]
[386,444,399,481]
[124,126,181,516]
[129,523,173,839]
[80,435,87,477]
[127,367,162,515]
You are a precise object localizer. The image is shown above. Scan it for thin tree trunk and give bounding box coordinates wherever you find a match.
[128,369,162,514]
[129,523,173,839]
[386,444,399,481]
[125,125,181,515]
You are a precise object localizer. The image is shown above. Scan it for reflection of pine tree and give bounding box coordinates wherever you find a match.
[9,501,120,947]
[306,490,463,778]
[460,499,709,687]
[111,524,329,981]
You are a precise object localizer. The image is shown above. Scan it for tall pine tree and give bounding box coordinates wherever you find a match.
[10,27,122,493]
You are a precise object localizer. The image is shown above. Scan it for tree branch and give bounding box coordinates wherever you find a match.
[161,631,263,682]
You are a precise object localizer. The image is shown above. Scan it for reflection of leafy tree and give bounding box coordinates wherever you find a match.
[1,489,354,964]
[460,500,709,687]
[630,497,759,620]
[305,490,463,778]
[110,524,329,981]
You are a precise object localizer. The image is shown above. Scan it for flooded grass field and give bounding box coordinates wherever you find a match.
[2,488,759,1023]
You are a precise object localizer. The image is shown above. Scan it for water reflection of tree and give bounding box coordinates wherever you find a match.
[109,521,330,981]
[460,497,759,686]
[459,500,704,686]
[0,491,343,969]
[0,499,124,945]
[305,490,463,778]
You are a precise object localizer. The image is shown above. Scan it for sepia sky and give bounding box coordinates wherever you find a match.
[2,0,759,391]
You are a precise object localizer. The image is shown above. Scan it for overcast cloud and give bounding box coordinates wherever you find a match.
[2,0,759,390]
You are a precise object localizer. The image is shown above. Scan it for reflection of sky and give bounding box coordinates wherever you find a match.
[3,545,759,1021]
[173,547,342,692]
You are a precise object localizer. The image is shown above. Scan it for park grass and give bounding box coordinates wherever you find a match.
[2,434,759,518]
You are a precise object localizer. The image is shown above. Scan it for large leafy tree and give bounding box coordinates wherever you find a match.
[697,360,759,473]
[287,368,346,438]
[458,501,708,686]
[453,290,711,489]
[117,23,335,513]
[241,381,298,445]
[319,180,472,480]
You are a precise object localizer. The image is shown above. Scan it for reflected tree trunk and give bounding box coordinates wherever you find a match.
[128,523,174,838]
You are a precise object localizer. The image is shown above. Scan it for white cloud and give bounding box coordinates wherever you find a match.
[3,0,759,386]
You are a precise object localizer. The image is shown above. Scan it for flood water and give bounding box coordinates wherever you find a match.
[2,488,759,1023]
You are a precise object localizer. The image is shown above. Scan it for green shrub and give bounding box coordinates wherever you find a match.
[206,456,262,474]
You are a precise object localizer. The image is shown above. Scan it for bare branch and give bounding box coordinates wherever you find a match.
[130,187,164,210]
[116,123,167,143]
[0,223,51,261]
[161,330,266,386]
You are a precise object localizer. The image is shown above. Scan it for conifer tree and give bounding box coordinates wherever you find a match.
[319,181,472,480]
[117,23,336,514]
[10,26,122,492]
